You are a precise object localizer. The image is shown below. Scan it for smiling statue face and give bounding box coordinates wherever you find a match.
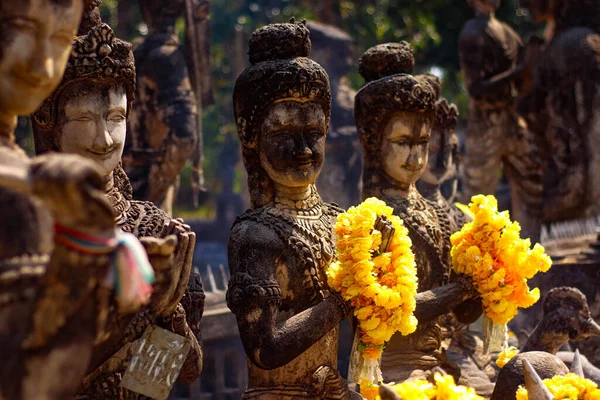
[419,127,457,186]
[0,0,83,117]
[259,100,327,188]
[58,86,127,176]
[381,112,432,186]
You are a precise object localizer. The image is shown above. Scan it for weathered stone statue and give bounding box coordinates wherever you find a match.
[308,21,361,209]
[417,97,470,233]
[459,0,542,240]
[31,8,203,398]
[356,42,484,387]
[124,0,199,216]
[227,20,359,399]
[0,0,134,398]
[492,287,600,399]
[520,0,600,223]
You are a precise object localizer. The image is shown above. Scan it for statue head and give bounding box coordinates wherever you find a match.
[522,0,598,28]
[467,0,502,14]
[0,0,98,121]
[233,19,331,208]
[139,0,186,31]
[32,11,135,178]
[355,42,437,198]
[306,21,354,78]
[542,287,600,341]
[418,98,460,186]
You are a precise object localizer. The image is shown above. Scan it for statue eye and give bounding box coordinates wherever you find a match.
[9,17,37,34]
[72,115,93,122]
[109,114,126,123]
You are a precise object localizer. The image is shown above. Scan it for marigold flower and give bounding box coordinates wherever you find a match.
[451,195,552,325]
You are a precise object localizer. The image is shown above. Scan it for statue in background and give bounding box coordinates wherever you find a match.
[124,0,201,215]
[308,21,361,209]
[520,0,600,223]
[356,42,487,392]
[227,20,360,399]
[417,96,469,233]
[0,0,132,398]
[31,8,203,398]
[459,0,542,240]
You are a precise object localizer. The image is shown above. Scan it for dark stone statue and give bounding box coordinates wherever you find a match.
[520,0,600,223]
[31,7,204,398]
[459,0,543,240]
[308,21,361,209]
[226,20,360,399]
[124,0,199,216]
[355,42,484,390]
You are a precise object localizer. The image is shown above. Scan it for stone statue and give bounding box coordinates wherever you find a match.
[124,0,199,216]
[0,0,134,398]
[519,0,600,224]
[417,96,470,233]
[227,20,359,399]
[356,42,484,387]
[308,21,361,209]
[459,0,543,240]
[31,8,203,398]
[492,287,600,399]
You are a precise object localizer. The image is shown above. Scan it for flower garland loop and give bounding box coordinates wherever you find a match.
[516,373,600,400]
[450,195,552,326]
[327,198,418,360]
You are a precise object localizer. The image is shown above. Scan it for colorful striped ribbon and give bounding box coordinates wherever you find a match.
[55,223,155,311]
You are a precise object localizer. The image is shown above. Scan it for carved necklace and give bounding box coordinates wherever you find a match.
[266,188,337,304]
[106,178,130,225]
[273,185,321,216]
[386,186,451,282]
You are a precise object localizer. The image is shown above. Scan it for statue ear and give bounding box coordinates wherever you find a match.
[379,384,402,400]
[522,358,554,400]
[570,349,585,378]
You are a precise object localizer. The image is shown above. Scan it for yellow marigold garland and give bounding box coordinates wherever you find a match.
[359,373,484,400]
[450,195,552,326]
[496,346,519,368]
[516,373,600,400]
[327,197,418,360]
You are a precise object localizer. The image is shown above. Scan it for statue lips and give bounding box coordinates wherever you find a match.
[11,69,47,90]
[87,145,118,160]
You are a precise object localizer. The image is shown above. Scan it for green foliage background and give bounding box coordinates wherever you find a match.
[98,0,536,215]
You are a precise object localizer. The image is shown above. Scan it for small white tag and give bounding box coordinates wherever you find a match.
[121,325,191,400]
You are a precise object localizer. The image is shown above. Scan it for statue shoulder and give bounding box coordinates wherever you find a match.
[227,210,285,313]
[554,28,600,65]
[323,202,345,218]
[228,209,286,268]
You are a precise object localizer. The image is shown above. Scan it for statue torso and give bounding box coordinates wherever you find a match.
[460,14,522,107]
[379,189,452,381]
[79,176,196,400]
[228,199,347,399]
[532,27,600,221]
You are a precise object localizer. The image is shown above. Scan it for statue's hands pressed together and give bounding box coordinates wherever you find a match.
[30,153,115,233]
[140,235,184,317]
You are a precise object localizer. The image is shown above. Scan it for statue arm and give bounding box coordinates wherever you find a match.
[145,48,199,204]
[227,223,347,370]
[459,32,523,100]
[413,277,477,324]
